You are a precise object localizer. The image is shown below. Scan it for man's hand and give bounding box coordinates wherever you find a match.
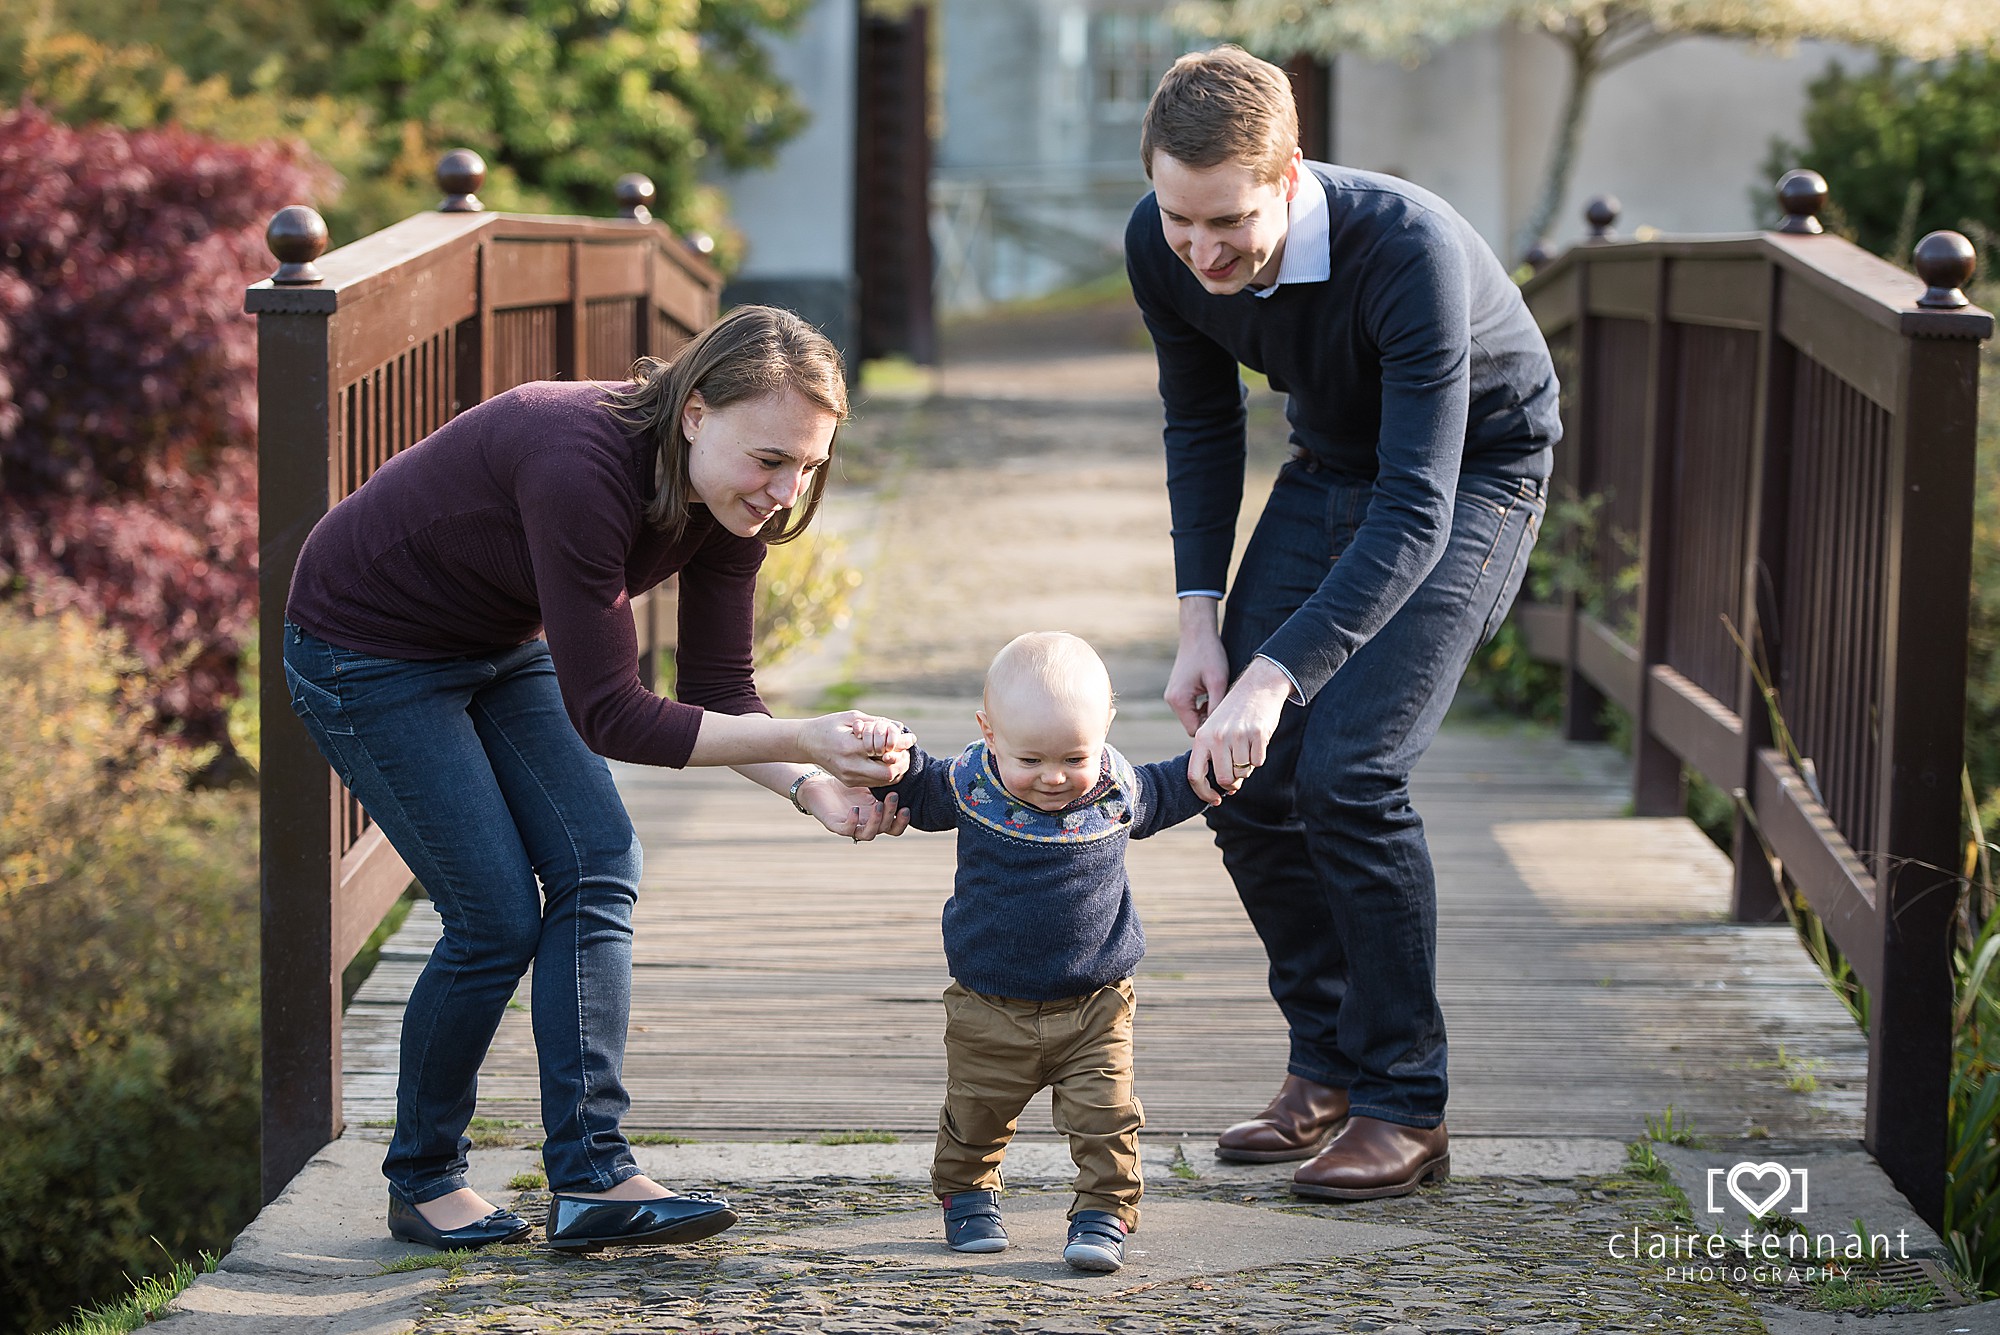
[800,781,910,842]
[1188,656,1294,804]
[1168,595,1231,736]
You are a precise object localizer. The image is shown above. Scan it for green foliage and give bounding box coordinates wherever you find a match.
[1644,1104,1699,1147]
[331,0,808,247]
[1767,52,2000,262]
[756,530,863,668]
[816,1130,899,1145]
[1459,486,1611,721]
[5,0,816,250]
[1963,307,2000,842]
[0,607,260,1335]
[1802,1271,1946,1314]
[43,1249,218,1335]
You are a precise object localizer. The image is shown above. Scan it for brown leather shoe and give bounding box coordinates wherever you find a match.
[1215,1074,1350,1163]
[1291,1115,1449,1200]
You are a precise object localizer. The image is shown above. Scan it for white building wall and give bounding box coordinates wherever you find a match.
[713,0,859,349]
[1337,29,1863,261]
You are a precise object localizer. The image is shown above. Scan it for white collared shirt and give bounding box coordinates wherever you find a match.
[1182,166,1330,702]
[1251,163,1331,298]
[1175,165,1332,612]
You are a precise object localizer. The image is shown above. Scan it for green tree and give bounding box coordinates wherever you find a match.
[1768,52,2000,259]
[321,0,811,246]
[1181,0,2000,260]
[4,0,817,247]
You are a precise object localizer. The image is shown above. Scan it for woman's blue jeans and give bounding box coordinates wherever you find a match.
[282,623,644,1200]
[1209,456,1548,1128]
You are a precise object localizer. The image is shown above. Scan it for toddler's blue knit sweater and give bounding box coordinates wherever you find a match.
[876,742,1209,1000]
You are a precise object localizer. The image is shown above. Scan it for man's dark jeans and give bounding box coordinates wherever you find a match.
[282,622,645,1200]
[1209,455,1548,1128]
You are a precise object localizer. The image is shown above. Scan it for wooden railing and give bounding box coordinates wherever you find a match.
[246,154,721,1199]
[1515,174,1992,1227]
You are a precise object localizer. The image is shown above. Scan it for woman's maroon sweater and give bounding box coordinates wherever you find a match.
[286,380,767,768]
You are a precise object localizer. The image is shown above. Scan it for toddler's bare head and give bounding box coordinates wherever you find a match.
[977,632,1117,812]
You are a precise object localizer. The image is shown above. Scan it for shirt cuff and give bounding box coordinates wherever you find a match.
[1176,589,1225,600]
[1255,653,1308,707]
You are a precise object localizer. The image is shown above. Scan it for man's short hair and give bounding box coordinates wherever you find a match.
[1141,45,1299,185]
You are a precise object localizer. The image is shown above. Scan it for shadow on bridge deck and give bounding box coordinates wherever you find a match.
[344,307,1866,1157]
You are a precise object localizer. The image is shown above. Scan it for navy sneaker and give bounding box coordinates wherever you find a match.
[941,1190,1008,1253]
[1063,1210,1126,1272]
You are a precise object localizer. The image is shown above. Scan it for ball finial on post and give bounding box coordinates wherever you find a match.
[1776,169,1828,235]
[1914,231,1977,310]
[436,150,487,213]
[266,205,329,284]
[1584,196,1620,241]
[1524,239,1558,272]
[615,173,656,223]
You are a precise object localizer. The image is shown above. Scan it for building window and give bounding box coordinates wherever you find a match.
[1091,10,1173,121]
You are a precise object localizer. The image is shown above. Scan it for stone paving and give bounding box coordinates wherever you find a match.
[408,1173,1763,1335]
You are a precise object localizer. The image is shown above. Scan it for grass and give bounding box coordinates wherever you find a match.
[505,1171,546,1191]
[379,1247,479,1274]
[1802,1272,1946,1314]
[628,1132,697,1146]
[464,1117,530,1149]
[1624,1143,1695,1225]
[858,356,937,400]
[46,1251,219,1335]
[342,883,420,1006]
[1644,1105,1701,1147]
[1746,1044,1828,1095]
[818,1131,899,1146]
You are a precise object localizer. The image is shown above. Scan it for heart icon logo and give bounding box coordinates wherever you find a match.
[1726,1161,1792,1217]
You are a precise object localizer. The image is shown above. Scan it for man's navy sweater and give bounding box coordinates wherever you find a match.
[876,742,1208,1001]
[1125,162,1561,701]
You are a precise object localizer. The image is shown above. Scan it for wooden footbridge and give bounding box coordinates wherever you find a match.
[250,160,1988,1232]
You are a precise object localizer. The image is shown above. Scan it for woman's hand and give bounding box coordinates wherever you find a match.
[800,780,910,841]
[800,711,914,786]
[1188,656,1295,804]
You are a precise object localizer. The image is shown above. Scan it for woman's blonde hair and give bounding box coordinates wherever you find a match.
[603,304,848,544]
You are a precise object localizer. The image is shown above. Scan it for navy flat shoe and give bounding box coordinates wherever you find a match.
[545,1189,738,1253]
[387,1189,532,1250]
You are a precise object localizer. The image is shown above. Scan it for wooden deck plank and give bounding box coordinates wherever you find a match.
[343,710,1868,1148]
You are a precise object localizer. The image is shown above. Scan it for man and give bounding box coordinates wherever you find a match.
[1126,46,1559,1199]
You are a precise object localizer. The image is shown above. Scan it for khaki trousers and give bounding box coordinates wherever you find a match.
[932,978,1144,1228]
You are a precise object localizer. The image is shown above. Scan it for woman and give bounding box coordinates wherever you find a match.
[282,306,910,1254]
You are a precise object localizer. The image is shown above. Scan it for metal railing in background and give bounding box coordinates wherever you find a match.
[1514,172,1992,1228]
[246,154,721,1199]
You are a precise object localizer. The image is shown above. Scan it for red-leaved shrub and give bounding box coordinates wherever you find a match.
[0,102,328,751]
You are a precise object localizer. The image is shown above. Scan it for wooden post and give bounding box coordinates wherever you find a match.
[1561,261,1610,743]
[1631,253,1684,815]
[1867,233,1988,1230]
[250,207,343,1202]
[1730,252,1790,924]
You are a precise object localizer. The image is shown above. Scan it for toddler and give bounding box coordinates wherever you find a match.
[874,631,1214,1272]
